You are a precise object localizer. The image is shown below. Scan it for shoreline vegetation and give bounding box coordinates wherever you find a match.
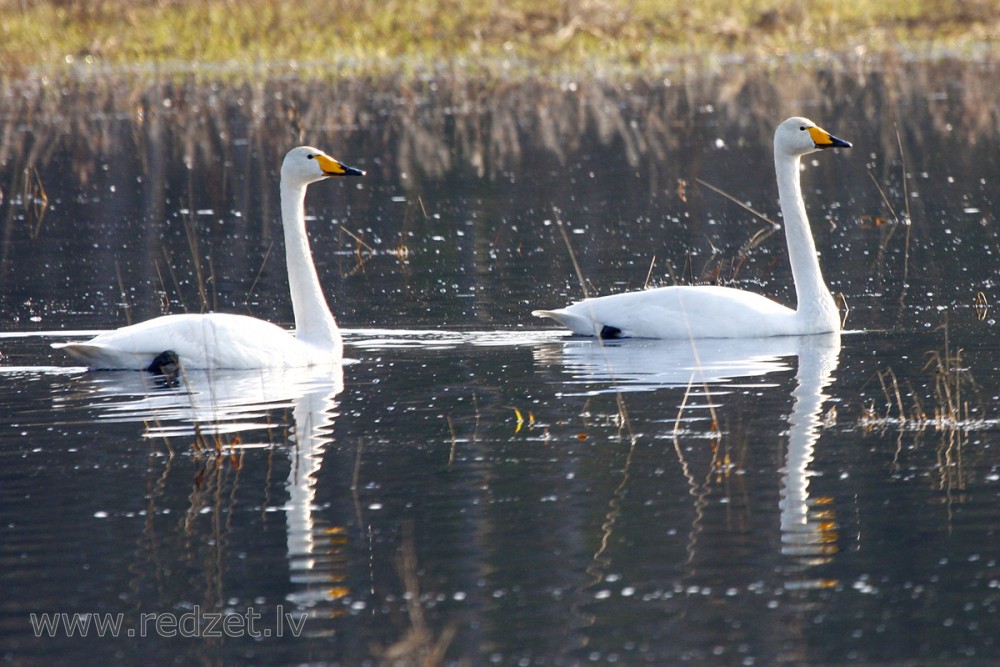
[2,0,999,81]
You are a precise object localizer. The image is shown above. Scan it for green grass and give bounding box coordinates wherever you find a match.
[3,0,998,79]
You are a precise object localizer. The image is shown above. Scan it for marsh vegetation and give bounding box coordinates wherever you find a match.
[4,0,1000,77]
[3,5,1000,664]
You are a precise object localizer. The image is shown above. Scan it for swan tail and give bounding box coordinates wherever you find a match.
[532,309,599,336]
[52,341,143,370]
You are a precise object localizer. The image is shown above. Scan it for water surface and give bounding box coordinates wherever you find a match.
[2,59,1000,665]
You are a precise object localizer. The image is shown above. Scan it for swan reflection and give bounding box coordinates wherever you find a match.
[61,364,345,613]
[534,336,803,393]
[535,333,841,573]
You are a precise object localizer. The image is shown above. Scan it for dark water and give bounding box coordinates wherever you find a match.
[2,58,1000,665]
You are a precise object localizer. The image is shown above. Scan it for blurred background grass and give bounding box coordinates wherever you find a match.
[2,0,998,77]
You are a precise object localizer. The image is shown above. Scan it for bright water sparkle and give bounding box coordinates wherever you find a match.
[2,59,1000,664]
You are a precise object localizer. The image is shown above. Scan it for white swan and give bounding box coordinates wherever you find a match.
[54,146,363,370]
[533,117,851,339]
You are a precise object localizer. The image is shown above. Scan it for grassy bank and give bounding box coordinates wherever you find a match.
[2,0,999,78]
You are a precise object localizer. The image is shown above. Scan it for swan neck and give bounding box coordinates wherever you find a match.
[775,152,837,329]
[280,180,341,351]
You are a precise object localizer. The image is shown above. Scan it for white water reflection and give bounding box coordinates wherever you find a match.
[283,381,343,607]
[779,334,841,571]
[52,362,345,610]
[533,336,800,393]
[59,366,341,438]
[535,333,842,574]
[342,327,565,350]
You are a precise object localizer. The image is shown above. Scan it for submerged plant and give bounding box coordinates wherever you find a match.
[860,334,985,431]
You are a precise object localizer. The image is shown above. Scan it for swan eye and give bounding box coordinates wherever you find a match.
[799,126,806,131]
[306,154,315,160]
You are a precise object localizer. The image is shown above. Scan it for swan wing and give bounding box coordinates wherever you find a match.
[54,313,317,370]
[535,285,799,339]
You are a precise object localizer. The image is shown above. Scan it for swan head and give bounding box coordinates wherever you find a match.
[281,146,365,187]
[775,117,852,157]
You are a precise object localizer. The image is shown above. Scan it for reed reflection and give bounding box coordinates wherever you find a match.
[535,332,842,581]
[62,364,348,625]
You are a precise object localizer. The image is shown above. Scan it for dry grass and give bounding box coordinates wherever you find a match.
[3,0,1000,78]
[861,333,985,432]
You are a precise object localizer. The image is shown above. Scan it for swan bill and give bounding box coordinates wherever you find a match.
[807,126,852,149]
[315,154,365,177]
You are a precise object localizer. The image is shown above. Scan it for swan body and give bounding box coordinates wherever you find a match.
[55,146,363,370]
[533,117,851,339]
